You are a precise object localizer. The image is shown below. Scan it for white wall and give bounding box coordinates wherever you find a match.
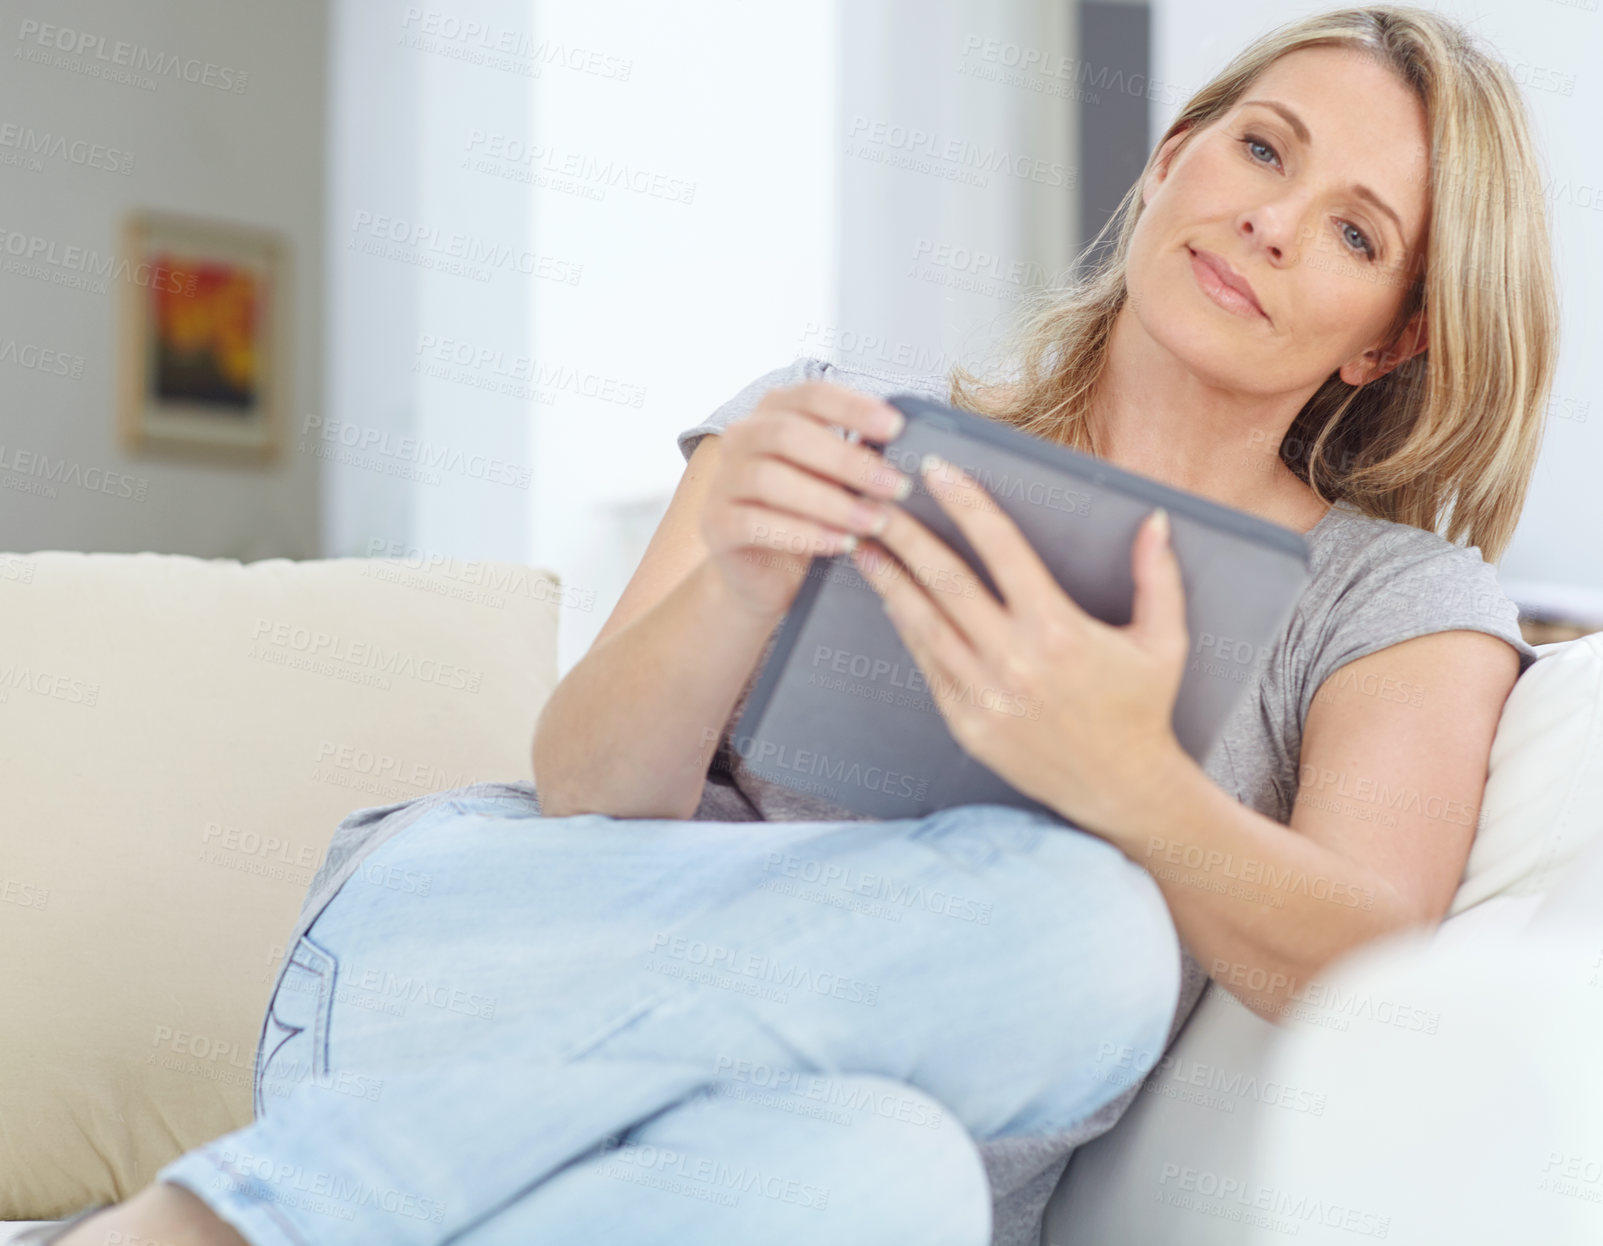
[0,0,325,561]
[323,0,537,574]
[523,0,1080,672]
[1152,0,1603,616]
[323,1,1124,674]
[835,0,1078,384]
[326,1,841,674]
[525,0,840,672]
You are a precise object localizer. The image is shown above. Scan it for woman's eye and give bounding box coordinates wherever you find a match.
[1243,135,1279,167]
[1340,221,1376,259]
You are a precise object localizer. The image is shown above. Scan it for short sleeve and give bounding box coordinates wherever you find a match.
[1300,530,1538,723]
[676,356,827,463]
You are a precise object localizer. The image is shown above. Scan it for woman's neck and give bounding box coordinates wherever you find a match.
[1086,302,1328,531]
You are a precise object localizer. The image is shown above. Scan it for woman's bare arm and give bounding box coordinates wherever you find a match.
[532,385,909,820]
[532,437,776,820]
[1105,629,1520,1021]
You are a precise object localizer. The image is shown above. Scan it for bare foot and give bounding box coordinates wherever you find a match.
[55,1183,250,1246]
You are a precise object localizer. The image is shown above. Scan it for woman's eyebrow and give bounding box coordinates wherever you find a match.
[1239,97,1407,246]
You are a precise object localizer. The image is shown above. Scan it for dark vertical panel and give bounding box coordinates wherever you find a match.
[1076,2,1151,273]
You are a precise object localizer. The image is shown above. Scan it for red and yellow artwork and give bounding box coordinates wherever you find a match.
[149,254,263,411]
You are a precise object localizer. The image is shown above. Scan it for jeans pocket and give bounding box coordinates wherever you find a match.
[256,934,338,1117]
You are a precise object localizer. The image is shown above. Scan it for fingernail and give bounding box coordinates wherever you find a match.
[881,406,907,440]
[1151,507,1170,544]
[840,533,859,554]
[891,472,913,501]
[921,452,945,476]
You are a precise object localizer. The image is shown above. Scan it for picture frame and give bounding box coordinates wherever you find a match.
[116,210,287,464]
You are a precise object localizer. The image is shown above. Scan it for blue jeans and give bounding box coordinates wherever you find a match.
[157,791,1180,1246]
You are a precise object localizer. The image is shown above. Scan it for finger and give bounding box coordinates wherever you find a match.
[864,495,1007,653]
[916,454,1084,625]
[1128,508,1188,657]
[733,411,911,501]
[759,379,906,445]
[851,539,989,717]
[726,455,902,542]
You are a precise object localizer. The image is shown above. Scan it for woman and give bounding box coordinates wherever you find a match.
[46,7,1552,1246]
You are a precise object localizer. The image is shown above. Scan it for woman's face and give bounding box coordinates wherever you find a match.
[1127,45,1431,396]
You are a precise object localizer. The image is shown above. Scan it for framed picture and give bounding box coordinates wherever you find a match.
[116,210,287,464]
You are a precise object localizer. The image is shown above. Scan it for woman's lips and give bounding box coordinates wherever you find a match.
[1187,246,1268,321]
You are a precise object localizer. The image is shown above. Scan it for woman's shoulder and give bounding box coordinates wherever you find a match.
[1292,499,1537,700]
[1309,499,1511,612]
[676,357,951,464]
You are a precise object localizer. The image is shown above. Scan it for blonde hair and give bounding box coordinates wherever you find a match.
[946,5,1557,562]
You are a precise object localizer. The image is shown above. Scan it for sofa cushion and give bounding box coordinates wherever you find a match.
[0,551,560,1219]
[1043,632,1603,1243]
[1452,633,1603,912]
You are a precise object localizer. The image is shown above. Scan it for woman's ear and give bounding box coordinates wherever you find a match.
[1140,124,1194,209]
[1340,306,1429,386]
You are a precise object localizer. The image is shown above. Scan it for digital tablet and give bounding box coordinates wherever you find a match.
[728,391,1312,822]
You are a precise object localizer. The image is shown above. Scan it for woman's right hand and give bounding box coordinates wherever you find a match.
[700,380,914,621]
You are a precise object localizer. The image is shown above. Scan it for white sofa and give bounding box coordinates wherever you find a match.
[2,550,1599,1243]
[1043,631,1603,1244]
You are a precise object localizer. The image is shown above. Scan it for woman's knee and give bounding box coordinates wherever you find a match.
[1028,832,1182,1052]
[755,1075,991,1246]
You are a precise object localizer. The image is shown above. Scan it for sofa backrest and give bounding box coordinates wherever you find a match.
[0,550,562,1220]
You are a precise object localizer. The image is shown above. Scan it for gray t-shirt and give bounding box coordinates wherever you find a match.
[285,355,1538,1246]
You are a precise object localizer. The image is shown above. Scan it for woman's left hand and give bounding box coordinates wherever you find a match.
[849,453,1192,837]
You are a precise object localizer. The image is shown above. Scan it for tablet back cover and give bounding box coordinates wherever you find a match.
[729,394,1311,821]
